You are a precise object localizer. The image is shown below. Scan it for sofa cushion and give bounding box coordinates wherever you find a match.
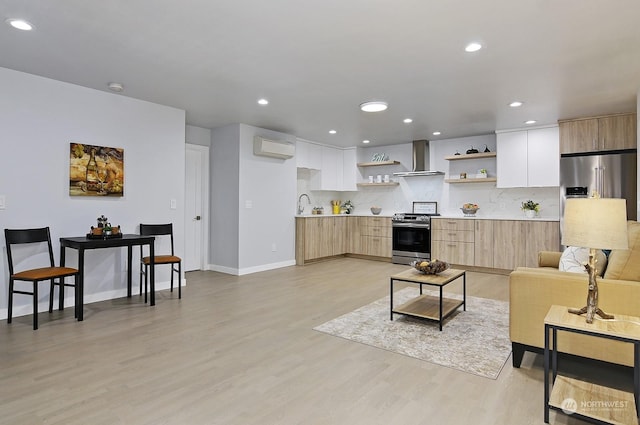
[559,246,607,276]
[604,221,640,281]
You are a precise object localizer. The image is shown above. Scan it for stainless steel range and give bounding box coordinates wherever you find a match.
[391,202,439,265]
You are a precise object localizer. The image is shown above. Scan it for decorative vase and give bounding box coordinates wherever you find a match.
[525,209,536,218]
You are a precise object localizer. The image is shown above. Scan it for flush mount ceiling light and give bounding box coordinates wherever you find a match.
[433,131,442,136]
[107,82,124,92]
[329,130,337,134]
[360,101,388,112]
[362,140,371,144]
[525,120,537,125]
[403,118,413,124]
[509,101,523,107]
[257,98,269,105]
[465,42,482,52]
[5,18,34,30]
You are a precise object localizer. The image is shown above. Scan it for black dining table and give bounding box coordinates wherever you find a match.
[59,234,155,321]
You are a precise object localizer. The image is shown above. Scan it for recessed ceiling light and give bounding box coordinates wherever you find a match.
[509,101,523,108]
[360,101,388,112]
[107,82,124,92]
[5,18,34,31]
[432,131,441,136]
[362,140,371,144]
[465,42,482,52]
[329,130,337,134]
[403,118,413,124]
[525,120,537,125]
[257,98,269,105]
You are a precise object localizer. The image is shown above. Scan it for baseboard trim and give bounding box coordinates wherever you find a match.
[208,260,296,276]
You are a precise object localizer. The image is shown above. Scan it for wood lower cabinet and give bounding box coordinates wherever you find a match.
[559,113,636,154]
[431,218,475,266]
[524,220,560,267]
[474,220,494,267]
[296,216,347,264]
[492,220,527,269]
[353,216,392,258]
[431,218,560,270]
[296,216,391,264]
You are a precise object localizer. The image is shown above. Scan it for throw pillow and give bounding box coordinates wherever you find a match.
[604,221,640,280]
[559,246,608,277]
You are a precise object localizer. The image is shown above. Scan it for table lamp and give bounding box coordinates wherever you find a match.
[562,196,628,323]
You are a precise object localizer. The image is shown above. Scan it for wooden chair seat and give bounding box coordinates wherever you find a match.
[13,266,78,281]
[141,255,181,265]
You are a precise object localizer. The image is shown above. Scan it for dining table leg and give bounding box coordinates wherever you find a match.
[149,241,155,306]
[127,246,132,298]
[77,248,85,321]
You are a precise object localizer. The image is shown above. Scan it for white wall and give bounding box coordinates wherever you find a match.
[0,67,186,320]
[186,125,211,147]
[210,124,241,270]
[210,124,297,275]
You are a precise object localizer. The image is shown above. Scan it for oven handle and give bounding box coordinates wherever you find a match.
[392,222,431,228]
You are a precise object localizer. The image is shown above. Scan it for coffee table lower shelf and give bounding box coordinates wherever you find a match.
[392,294,463,322]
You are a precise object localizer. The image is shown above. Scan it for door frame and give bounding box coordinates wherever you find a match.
[185,143,210,271]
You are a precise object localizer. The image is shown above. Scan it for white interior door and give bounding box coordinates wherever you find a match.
[185,144,209,271]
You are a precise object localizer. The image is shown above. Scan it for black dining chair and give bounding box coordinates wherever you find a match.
[4,227,79,330]
[139,223,182,301]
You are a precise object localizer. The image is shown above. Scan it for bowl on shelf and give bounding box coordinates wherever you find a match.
[411,259,449,275]
[370,207,382,215]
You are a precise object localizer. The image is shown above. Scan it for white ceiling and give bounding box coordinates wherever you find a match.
[1,0,639,148]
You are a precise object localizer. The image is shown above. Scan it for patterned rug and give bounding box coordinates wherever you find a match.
[314,288,511,379]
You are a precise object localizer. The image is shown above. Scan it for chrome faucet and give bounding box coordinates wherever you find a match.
[297,193,311,215]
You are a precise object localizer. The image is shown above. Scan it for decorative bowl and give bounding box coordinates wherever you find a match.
[411,259,450,275]
[461,207,479,216]
[370,207,382,215]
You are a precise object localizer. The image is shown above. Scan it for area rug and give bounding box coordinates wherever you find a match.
[313,288,511,379]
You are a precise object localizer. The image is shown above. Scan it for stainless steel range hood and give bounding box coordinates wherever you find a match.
[393,140,445,177]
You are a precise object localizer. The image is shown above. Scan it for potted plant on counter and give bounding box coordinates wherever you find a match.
[342,200,354,214]
[521,200,540,218]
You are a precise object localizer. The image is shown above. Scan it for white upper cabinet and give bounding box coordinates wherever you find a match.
[527,126,559,187]
[341,147,358,191]
[496,131,527,187]
[497,126,559,188]
[296,140,322,169]
[309,145,348,191]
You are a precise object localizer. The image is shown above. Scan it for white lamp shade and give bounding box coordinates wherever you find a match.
[562,198,628,250]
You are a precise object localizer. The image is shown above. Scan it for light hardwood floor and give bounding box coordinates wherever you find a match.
[0,258,624,424]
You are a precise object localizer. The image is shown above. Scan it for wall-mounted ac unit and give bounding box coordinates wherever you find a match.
[253,136,295,159]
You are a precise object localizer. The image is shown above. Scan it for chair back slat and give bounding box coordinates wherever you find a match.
[139,223,175,256]
[4,227,56,275]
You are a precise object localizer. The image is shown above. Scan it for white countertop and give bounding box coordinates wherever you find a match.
[296,213,393,218]
[435,214,559,221]
[297,213,559,221]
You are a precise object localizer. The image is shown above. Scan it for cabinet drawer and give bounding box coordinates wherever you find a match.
[358,216,391,228]
[432,229,474,243]
[360,236,392,258]
[362,225,392,238]
[431,218,474,231]
[432,240,474,265]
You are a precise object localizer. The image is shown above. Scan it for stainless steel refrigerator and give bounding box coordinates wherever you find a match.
[560,151,637,246]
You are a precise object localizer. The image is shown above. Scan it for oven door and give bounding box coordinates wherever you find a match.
[392,224,431,264]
